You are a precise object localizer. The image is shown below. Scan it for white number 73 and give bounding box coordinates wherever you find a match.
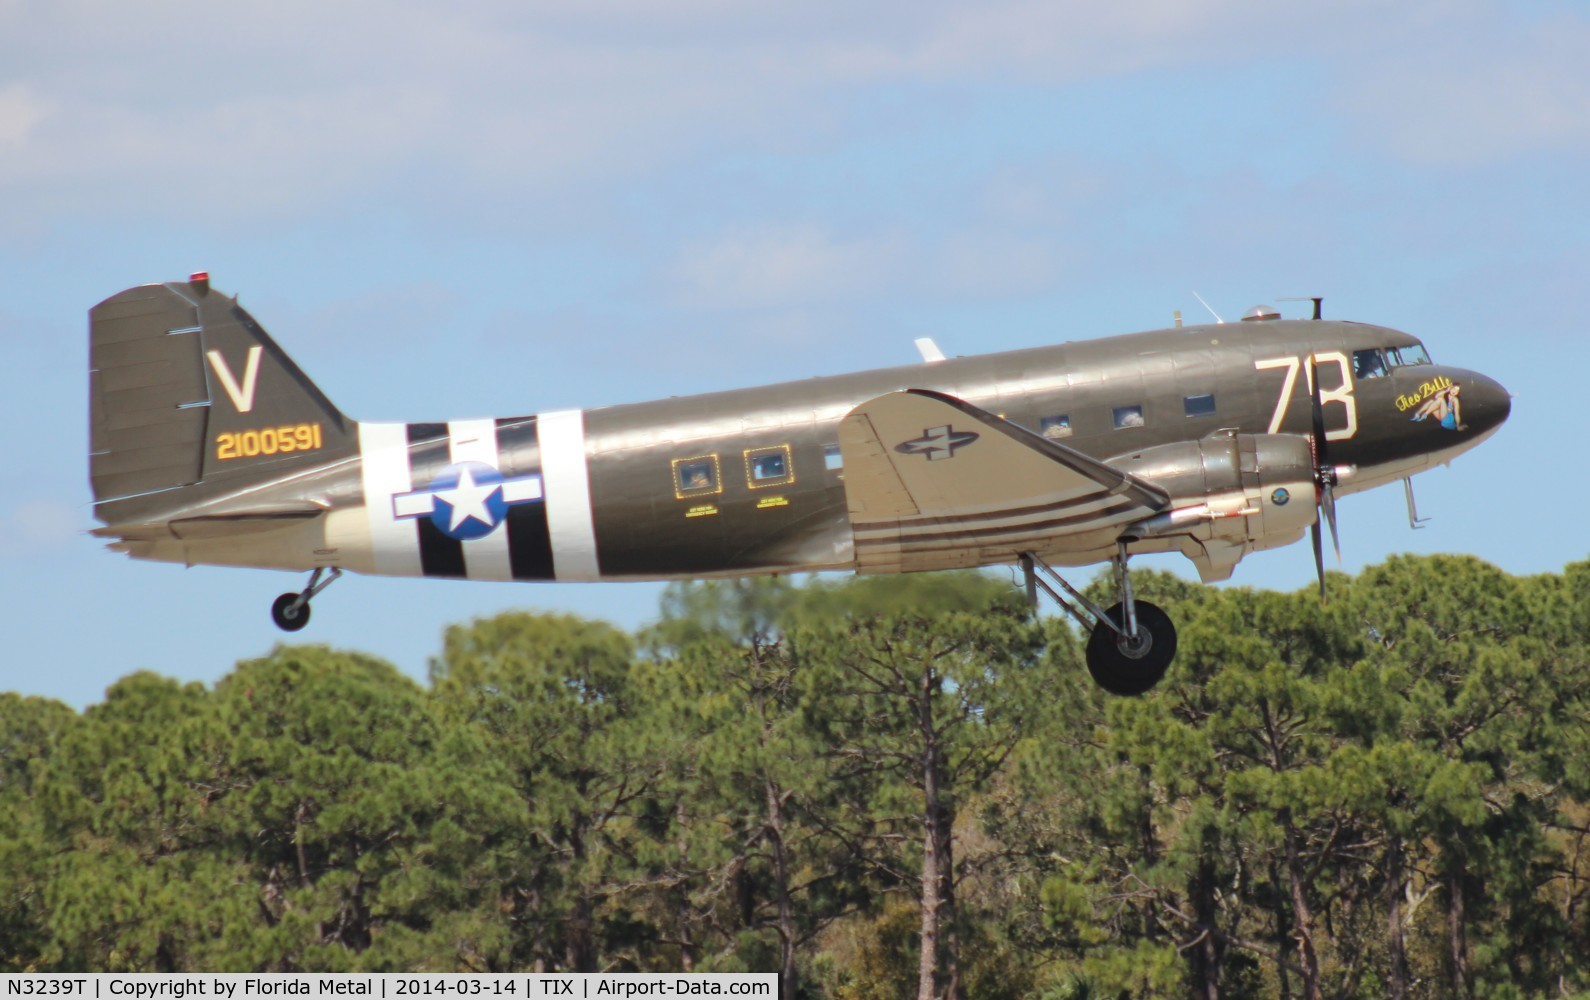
[1253,352,1357,441]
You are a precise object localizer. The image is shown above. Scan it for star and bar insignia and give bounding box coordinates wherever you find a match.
[895,424,980,461]
[392,461,544,541]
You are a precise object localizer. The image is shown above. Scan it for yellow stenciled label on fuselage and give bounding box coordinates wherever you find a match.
[216,422,323,460]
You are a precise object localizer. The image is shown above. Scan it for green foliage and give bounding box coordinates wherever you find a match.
[0,692,76,970]
[788,570,1027,623]
[649,576,799,650]
[1,555,1586,996]
[430,613,666,972]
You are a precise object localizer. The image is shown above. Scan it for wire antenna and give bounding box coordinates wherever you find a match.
[1192,291,1224,324]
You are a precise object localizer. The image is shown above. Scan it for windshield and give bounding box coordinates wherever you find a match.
[1386,343,1432,367]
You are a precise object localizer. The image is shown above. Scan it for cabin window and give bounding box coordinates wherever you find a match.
[1353,348,1388,379]
[1386,344,1432,367]
[824,444,844,471]
[673,455,722,498]
[1183,393,1217,418]
[1039,415,1072,440]
[1112,404,1145,429]
[745,445,794,488]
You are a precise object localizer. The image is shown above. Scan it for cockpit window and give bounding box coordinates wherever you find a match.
[1386,344,1432,367]
[1352,348,1388,379]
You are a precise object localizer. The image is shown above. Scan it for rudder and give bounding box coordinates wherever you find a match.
[90,275,356,526]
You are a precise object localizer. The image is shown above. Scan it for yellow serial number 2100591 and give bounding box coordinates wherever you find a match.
[216,423,323,461]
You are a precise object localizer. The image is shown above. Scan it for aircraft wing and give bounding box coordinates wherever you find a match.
[839,389,1168,572]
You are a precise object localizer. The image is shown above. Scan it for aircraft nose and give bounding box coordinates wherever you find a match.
[1463,371,1511,436]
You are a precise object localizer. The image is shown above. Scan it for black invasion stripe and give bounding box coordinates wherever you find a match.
[497,416,556,581]
[407,423,466,579]
[855,498,1142,549]
[407,422,448,443]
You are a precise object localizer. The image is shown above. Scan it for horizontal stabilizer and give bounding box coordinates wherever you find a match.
[168,507,325,541]
[92,503,327,543]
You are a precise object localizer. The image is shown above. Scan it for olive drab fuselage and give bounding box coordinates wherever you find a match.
[89,278,1509,603]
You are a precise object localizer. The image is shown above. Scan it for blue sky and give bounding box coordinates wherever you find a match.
[2,0,1584,708]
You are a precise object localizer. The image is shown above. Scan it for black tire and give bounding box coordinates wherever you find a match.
[1085,600,1177,696]
[271,592,311,632]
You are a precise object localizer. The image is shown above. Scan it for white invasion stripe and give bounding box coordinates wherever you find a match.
[393,492,434,518]
[501,478,543,503]
[449,418,514,582]
[538,408,601,581]
[359,422,423,577]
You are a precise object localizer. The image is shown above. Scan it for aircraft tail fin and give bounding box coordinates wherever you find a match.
[90,275,356,526]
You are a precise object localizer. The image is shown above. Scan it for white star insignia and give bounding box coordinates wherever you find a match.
[433,465,498,532]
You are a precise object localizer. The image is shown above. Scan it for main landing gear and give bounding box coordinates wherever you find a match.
[1019,543,1178,696]
[270,566,342,632]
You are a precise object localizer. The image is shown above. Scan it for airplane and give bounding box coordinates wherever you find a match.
[89,275,1510,695]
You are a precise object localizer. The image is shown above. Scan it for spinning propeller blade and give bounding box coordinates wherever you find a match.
[1310,519,1326,601]
[1307,356,1341,601]
[1321,483,1340,562]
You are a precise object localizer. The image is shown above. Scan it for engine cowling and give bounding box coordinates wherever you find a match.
[1107,432,1319,553]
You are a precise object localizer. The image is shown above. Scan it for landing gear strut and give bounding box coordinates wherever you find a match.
[270,567,342,632]
[1020,543,1178,696]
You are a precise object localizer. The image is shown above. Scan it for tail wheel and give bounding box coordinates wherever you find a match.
[1086,600,1177,696]
[271,592,311,632]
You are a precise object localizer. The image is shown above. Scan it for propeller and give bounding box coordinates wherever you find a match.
[1307,356,1342,601]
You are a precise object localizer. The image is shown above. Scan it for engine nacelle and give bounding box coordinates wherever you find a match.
[1108,432,1320,552]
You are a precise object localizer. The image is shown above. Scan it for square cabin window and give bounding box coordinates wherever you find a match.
[1112,404,1145,429]
[746,445,794,488]
[823,444,844,471]
[1039,415,1072,440]
[1183,393,1217,418]
[673,455,721,498]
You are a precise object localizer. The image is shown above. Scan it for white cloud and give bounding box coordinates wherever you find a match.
[0,84,48,144]
[930,232,1069,297]
[672,224,907,309]
[1337,12,1590,165]
[0,0,1582,229]
[670,219,1077,309]
[0,501,82,557]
